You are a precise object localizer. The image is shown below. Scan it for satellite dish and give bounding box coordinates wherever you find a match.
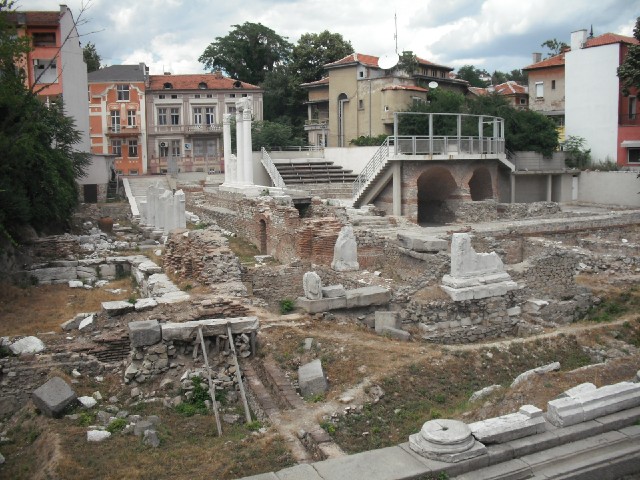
[378,53,399,70]
[428,81,439,89]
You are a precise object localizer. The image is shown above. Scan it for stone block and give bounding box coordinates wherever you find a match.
[102,300,135,317]
[31,266,77,284]
[469,405,545,444]
[374,311,401,333]
[99,264,117,279]
[32,376,77,418]
[10,336,45,355]
[161,317,259,341]
[87,430,111,442]
[511,362,560,388]
[129,320,161,347]
[78,314,94,331]
[68,280,84,288]
[409,419,487,463]
[331,225,359,271]
[450,233,504,278]
[322,285,346,298]
[134,298,158,311]
[295,296,347,314]
[137,260,162,274]
[147,273,180,297]
[507,306,521,317]
[397,233,448,252]
[275,463,324,480]
[156,291,191,304]
[345,286,391,307]
[557,382,597,399]
[379,326,411,341]
[303,271,323,300]
[298,359,327,398]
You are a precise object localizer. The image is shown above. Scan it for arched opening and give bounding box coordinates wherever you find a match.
[259,219,267,254]
[337,93,348,147]
[417,167,458,225]
[468,167,493,201]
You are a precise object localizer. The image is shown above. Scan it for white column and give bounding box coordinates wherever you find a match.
[243,109,253,185]
[222,114,232,184]
[174,190,186,228]
[236,110,244,184]
[147,183,157,226]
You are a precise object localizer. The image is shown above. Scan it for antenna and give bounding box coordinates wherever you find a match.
[394,12,398,53]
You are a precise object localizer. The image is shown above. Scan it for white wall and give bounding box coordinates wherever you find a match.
[59,6,90,153]
[324,146,379,174]
[78,154,111,185]
[577,171,640,206]
[565,43,620,163]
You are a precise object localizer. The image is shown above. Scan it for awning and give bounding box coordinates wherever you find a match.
[621,140,640,148]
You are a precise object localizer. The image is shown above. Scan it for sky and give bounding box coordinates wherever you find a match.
[15,0,638,78]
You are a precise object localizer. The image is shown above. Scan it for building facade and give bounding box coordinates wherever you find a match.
[303,53,468,147]
[145,73,263,174]
[88,64,148,175]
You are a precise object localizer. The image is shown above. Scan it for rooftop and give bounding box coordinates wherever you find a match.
[148,73,260,91]
[88,65,147,83]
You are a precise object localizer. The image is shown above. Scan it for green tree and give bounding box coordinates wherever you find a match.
[397,51,418,75]
[83,41,101,72]
[541,38,568,58]
[199,22,292,85]
[506,69,527,84]
[617,17,640,95]
[290,30,352,83]
[0,0,89,243]
[456,65,489,87]
[252,120,301,149]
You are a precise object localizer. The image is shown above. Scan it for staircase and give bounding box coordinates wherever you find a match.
[273,158,358,185]
[124,175,171,218]
[351,138,391,208]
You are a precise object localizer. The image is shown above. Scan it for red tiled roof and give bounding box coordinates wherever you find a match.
[523,52,565,70]
[7,11,60,26]
[494,81,527,95]
[324,53,453,71]
[468,86,489,96]
[300,77,330,88]
[381,85,429,93]
[585,33,639,48]
[148,74,260,91]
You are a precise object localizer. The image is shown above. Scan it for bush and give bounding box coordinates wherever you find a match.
[279,299,294,314]
[350,134,388,146]
[106,418,127,433]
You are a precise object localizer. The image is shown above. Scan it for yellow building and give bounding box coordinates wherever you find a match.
[302,53,468,147]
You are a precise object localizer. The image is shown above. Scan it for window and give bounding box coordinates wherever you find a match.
[358,71,364,78]
[163,82,172,89]
[33,58,57,83]
[193,107,202,125]
[32,32,56,46]
[198,82,207,89]
[228,106,236,114]
[170,107,180,125]
[194,140,204,156]
[110,110,120,132]
[117,84,130,101]
[158,108,167,125]
[127,110,136,126]
[629,148,640,164]
[171,94,178,99]
[158,94,166,99]
[171,139,181,157]
[520,98,526,105]
[111,139,122,156]
[159,142,169,157]
[128,139,138,157]
[440,71,446,78]
[358,99,364,110]
[551,80,556,90]
[384,105,390,112]
[205,107,216,125]
[206,94,213,98]
[194,94,201,99]
[129,169,138,175]
[629,96,637,120]
[535,82,544,98]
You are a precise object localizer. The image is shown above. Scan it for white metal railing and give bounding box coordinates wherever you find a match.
[266,145,324,152]
[394,136,505,156]
[352,137,390,199]
[261,147,286,188]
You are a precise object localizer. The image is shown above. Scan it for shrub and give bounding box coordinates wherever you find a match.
[106,418,127,433]
[279,299,294,314]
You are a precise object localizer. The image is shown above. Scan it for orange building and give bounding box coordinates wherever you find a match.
[88,64,148,175]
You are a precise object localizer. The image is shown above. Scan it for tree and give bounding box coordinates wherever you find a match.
[456,65,489,87]
[290,30,352,83]
[83,41,101,72]
[541,38,568,58]
[199,22,292,85]
[0,0,89,243]
[617,17,640,95]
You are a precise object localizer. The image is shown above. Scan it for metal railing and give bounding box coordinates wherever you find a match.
[352,137,390,198]
[261,148,286,188]
[149,123,223,134]
[265,145,324,152]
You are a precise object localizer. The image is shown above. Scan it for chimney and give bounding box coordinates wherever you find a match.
[214,70,223,79]
[532,52,542,63]
[571,29,588,50]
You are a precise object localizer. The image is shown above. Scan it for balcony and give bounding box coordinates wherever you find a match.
[148,155,223,175]
[304,118,329,131]
[619,114,640,126]
[107,125,140,136]
[149,124,223,135]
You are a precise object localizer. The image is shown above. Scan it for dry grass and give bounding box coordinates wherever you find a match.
[0,279,132,336]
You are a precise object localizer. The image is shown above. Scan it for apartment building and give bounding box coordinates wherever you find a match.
[145,73,263,174]
[88,64,148,175]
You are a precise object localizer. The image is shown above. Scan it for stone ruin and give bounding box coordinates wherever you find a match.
[441,233,517,301]
[331,225,359,272]
[140,182,186,236]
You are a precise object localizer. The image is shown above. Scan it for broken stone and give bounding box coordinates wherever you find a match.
[128,320,161,347]
[9,336,45,355]
[331,225,359,272]
[511,362,560,388]
[102,300,135,317]
[31,377,77,418]
[303,271,323,300]
[321,284,346,298]
[134,298,158,312]
[87,430,111,442]
[470,385,502,403]
[143,429,160,447]
[78,396,97,409]
[78,314,94,331]
[298,359,328,398]
[374,311,401,333]
[134,420,154,436]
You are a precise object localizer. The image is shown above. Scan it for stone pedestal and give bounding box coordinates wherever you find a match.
[409,419,486,463]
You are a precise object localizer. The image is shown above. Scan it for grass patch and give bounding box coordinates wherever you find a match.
[106,418,127,434]
[226,235,260,264]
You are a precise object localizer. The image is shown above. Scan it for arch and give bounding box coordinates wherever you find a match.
[259,219,267,254]
[417,167,458,224]
[468,167,493,201]
[337,93,348,147]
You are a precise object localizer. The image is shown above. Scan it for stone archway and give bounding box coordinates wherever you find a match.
[468,167,493,201]
[417,167,458,224]
[259,219,267,254]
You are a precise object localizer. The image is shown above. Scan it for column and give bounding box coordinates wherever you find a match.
[235,110,244,185]
[222,114,232,184]
[243,109,253,185]
[510,174,516,204]
[392,162,402,216]
[174,190,186,229]
[546,174,553,202]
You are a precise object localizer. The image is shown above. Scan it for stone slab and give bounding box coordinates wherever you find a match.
[295,296,347,314]
[345,286,391,307]
[102,300,135,317]
[455,458,532,480]
[156,291,191,304]
[374,311,400,333]
[134,298,158,311]
[87,430,111,442]
[298,359,327,398]
[161,317,259,341]
[129,320,162,347]
[322,285,346,298]
[469,406,545,444]
[31,266,77,284]
[441,281,518,301]
[31,376,77,418]
[397,233,448,252]
[137,260,162,274]
[275,463,323,480]
[237,474,279,480]
[313,445,431,480]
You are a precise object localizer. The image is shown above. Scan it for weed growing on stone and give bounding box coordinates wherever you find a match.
[279,299,294,314]
[106,418,127,434]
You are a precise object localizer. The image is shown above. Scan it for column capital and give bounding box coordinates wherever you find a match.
[223,113,232,124]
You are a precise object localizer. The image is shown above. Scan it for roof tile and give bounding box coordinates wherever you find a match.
[148,74,260,91]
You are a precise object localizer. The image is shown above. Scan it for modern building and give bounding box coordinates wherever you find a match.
[145,73,263,174]
[88,64,148,176]
[302,53,468,147]
[524,31,640,166]
[8,5,90,152]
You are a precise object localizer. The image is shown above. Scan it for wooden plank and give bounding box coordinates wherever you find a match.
[197,326,222,437]
[227,323,252,424]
